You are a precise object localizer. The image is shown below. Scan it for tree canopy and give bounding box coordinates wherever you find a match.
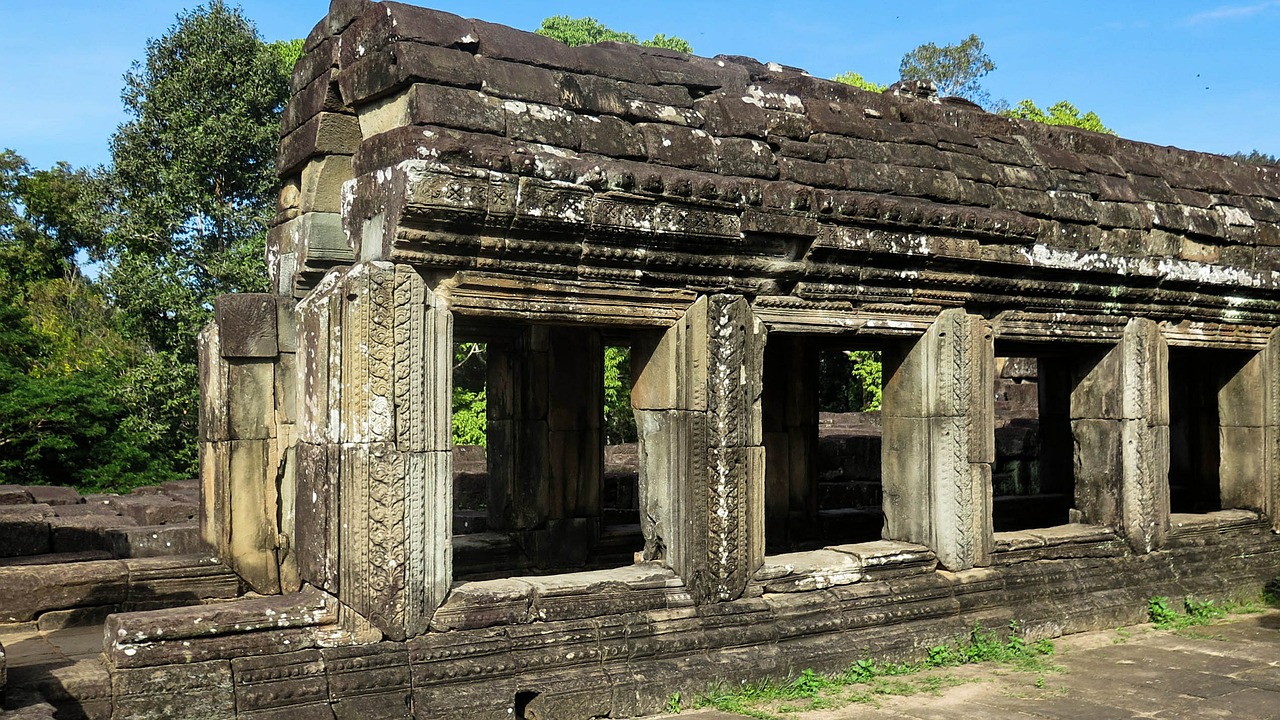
[898,34,995,106]
[832,72,886,93]
[535,15,693,53]
[1003,99,1114,135]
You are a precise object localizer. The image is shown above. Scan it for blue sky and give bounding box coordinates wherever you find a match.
[3,1,1278,170]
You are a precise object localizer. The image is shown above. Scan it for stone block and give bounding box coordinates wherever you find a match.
[1218,351,1264,428]
[0,485,32,504]
[232,649,329,715]
[106,522,208,559]
[0,504,53,557]
[0,559,128,622]
[278,111,362,177]
[295,442,339,593]
[695,92,767,139]
[215,294,279,359]
[754,549,863,592]
[339,38,479,107]
[1071,342,1123,420]
[1121,419,1169,553]
[358,83,505,139]
[1071,418,1123,527]
[227,438,281,594]
[323,643,411,719]
[638,123,718,173]
[112,660,236,720]
[1220,426,1266,512]
[577,114,646,159]
[298,156,355,216]
[112,495,198,527]
[227,360,276,440]
[49,514,137,554]
[282,70,346,137]
[339,1,473,63]
[106,588,337,668]
[22,485,80,506]
[199,324,230,443]
[429,578,534,631]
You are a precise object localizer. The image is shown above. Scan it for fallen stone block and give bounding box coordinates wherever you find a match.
[24,486,84,506]
[107,523,207,559]
[0,551,114,567]
[122,555,241,607]
[50,514,138,554]
[0,504,54,557]
[110,496,198,526]
[0,485,32,505]
[0,560,128,623]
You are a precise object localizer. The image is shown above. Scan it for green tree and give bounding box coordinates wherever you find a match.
[899,34,995,106]
[92,0,293,477]
[0,152,172,490]
[604,346,636,444]
[832,72,886,93]
[1003,100,1114,134]
[1232,150,1279,166]
[536,15,693,53]
[451,343,488,446]
[0,151,97,299]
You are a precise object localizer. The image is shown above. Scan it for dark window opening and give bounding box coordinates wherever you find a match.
[763,336,886,553]
[990,352,1075,531]
[1168,347,1259,515]
[450,323,643,580]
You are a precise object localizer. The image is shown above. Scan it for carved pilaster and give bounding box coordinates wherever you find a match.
[633,295,765,603]
[1119,317,1170,553]
[1262,328,1280,531]
[293,262,452,640]
[882,308,993,571]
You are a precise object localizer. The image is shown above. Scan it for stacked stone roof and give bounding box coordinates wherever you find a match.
[272,0,1280,339]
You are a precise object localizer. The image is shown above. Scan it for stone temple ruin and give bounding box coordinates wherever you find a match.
[5,0,1280,717]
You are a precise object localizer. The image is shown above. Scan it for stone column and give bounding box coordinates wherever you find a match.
[1072,318,1168,553]
[487,326,604,567]
[294,262,452,641]
[1219,346,1268,514]
[632,295,765,603]
[1267,328,1280,532]
[881,308,993,571]
[762,336,818,549]
[199,294,296,595]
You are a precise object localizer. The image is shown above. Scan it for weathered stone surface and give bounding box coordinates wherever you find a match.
[882,309,994,570]
[0,560,127,622]
[215,294,278,359]
[0,484,32,504]
[0,504,53,557]
[105,587,340,669]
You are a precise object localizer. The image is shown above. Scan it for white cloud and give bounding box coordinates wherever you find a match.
[1185,0,1280,24]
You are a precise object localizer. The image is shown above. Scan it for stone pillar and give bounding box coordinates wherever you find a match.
[1267,328,1280,532]
[294,262,452,641]
[199,294,297,595]
[1219,346,1268,514]
[881,308,993,571]
[762,336,818,549]
[487,326,604,567]
[1072,318,1168,553]
[632,295,765,603]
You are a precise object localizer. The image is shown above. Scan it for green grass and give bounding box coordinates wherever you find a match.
[680,622,1056,719]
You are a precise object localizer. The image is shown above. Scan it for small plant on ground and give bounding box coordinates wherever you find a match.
[1149,595,1232,630]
